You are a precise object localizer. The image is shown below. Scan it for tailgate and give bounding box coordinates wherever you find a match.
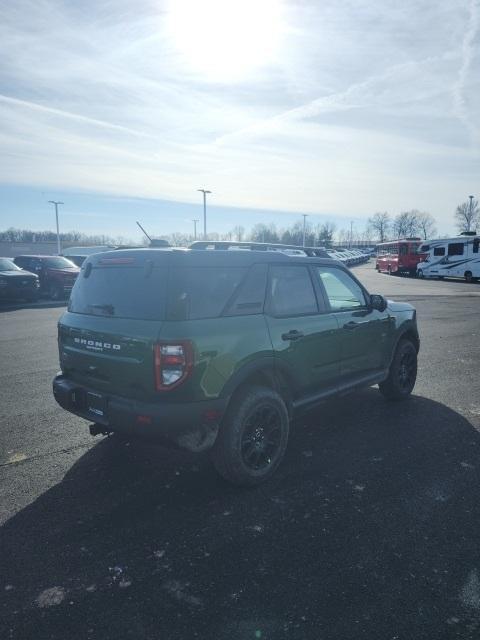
[59,313,161,401]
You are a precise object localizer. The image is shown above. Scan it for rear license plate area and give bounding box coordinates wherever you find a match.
[87,392,107,417]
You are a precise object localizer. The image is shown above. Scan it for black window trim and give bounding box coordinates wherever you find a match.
[221,262,268,317]
[314,265,370,314]
[265,263,321,319]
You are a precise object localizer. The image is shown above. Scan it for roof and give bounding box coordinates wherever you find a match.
[14,254,65,259]
[189,240,329,257]
[86,247,341,268]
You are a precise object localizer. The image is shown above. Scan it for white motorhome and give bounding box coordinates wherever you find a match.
[416,232,480,282]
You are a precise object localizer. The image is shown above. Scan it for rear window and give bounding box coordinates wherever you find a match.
[43,257,77,269]
[168,267,247,320]
[69,265,167,320]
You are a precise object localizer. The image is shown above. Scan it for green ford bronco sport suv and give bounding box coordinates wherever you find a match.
[53,244,419,486]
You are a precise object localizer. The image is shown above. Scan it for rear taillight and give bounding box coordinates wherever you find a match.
[154,342,193,391]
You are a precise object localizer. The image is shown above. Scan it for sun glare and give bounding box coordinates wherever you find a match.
[166,0,283,81]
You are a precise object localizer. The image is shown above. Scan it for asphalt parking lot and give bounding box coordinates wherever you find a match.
[1,263,480,640]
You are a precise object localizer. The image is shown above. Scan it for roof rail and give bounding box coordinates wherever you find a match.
[189,240,329,258]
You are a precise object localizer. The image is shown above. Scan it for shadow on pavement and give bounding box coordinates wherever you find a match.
[0,300,66,313]
[2,389,480,640]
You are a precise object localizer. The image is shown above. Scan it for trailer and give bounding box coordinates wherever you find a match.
[416,232,480,282]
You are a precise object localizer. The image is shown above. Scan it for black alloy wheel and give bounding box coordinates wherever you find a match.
[396,349,417,393]
[379,339,417,400]
[212,386,289,486]
[240,404,283,472]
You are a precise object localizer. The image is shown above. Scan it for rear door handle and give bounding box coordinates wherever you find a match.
[281,330,304,341]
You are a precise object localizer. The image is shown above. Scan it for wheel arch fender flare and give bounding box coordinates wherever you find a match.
[388,324,420,368]
[219,357,295,416]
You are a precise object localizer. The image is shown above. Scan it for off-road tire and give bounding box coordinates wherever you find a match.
[212,385,289,487]
[379,339,417,401]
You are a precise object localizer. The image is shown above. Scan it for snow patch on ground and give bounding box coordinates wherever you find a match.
[35,586,66,608]
[460,570,480,609]
[163,580,203,607]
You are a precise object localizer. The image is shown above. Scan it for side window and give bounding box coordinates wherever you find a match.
[399,245,408,256]
[267,266,318,317]
[433,247,445,256]
[473,239,479,254]
[224,263,267,317]
[448,243,464,256]
[168,267,247,320]
[317,267,366,311]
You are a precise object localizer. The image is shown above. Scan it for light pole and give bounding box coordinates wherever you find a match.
[197,189,211,240]
[192,219,199,240]
[350,221,354,248]
[48,201,64,255]
[469,195,474,232]
[302,214,309,247]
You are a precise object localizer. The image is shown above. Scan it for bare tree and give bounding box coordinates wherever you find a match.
[336,228,349,245]
[367,212,390,242]
[249,223,279,243]
[393,210,420,238]
[231,225,245,241]
[416,212,436,240]
[454,199,479,233]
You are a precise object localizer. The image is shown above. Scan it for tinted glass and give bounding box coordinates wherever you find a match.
[168,267,247,320]
[474,239,479,254]
[0,258,20,271]
[224,263,267,316]
[43,257,77,269]
[448,243,464,256]
[69,265,167,320]
[268,266,318,317]
[317,267,366,310]
[433,247,445,256]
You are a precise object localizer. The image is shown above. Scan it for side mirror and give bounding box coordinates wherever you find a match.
[370,294,387,312]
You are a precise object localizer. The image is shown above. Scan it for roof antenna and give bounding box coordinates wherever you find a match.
[136,221,152,242]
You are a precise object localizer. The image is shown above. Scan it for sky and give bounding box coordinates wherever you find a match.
[1,0,479,240]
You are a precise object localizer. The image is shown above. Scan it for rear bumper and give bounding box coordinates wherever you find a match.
[52,374,228,452]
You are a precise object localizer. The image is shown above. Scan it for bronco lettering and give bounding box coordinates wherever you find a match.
[74,337,121,351]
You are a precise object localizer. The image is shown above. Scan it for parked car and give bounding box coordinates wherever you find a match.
[63,255,87,267]
[0,257,40,302]
[53,246,419,486]
[14,255,80,300]
[62,246,116,267]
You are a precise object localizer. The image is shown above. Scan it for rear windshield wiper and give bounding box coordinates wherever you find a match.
[89,304,115,316]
